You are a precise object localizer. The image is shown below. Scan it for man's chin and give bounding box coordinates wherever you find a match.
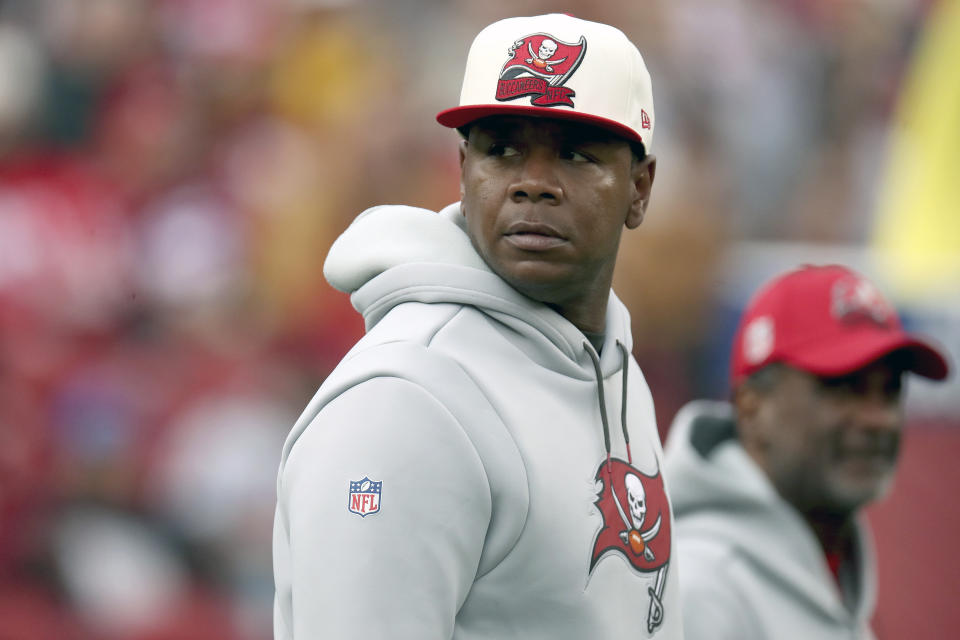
[827,467,897,511]
[498,261,577,302]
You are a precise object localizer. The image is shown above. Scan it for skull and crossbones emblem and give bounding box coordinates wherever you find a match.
[614,473,662,561]
[525,38,567,72]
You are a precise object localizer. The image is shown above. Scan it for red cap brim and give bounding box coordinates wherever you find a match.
[783,332,949,381]
[436,105,646,147]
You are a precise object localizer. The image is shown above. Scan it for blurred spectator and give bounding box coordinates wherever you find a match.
[663,265,949,639]
[0,22,46,153]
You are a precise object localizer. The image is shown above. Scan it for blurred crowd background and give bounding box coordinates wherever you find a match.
[0,0,956,638]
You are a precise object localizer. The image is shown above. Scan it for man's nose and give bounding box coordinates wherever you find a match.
[509,149,563,203]
[853,391,902,433]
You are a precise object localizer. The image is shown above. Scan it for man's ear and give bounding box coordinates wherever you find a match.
[458,139,468,202]
[733,382,766,453]
[626,154,656,229]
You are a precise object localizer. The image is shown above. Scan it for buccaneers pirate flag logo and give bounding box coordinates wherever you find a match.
[496,32,587,107]
[590,458,671,634]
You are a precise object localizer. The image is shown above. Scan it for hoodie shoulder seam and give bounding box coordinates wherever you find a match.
[425,304,468,348]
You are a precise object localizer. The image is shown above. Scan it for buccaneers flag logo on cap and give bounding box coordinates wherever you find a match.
[589,458,671,633]
[831,276,896,327]
[496,33,587,107]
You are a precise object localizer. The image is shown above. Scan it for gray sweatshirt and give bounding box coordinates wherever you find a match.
[272,203,684,639]
[663,400,877,640]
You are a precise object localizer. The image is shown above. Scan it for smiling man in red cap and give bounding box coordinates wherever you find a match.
[664,264,949,640]
[273,13,684,640]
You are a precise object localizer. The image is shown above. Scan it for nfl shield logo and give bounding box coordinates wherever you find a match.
[348,477,382,517]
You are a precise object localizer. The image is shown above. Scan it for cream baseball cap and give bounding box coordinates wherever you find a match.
[436,13,655,152]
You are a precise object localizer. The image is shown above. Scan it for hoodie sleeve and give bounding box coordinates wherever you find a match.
[275,376,491,639]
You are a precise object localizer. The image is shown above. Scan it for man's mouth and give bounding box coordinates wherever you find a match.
[503,221,567,251]
[834,440,899,476]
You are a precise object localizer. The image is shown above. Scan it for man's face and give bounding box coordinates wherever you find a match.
[744,359,905,516]
[458,116,654,330]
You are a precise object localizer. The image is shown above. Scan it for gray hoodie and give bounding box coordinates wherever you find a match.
[663,400,877,639]
[272,203,684,639]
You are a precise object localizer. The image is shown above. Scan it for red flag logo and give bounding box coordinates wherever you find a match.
[589,458,671,573]
[831,276,896,327]
[496,33,587,107]
[589,458,672,633]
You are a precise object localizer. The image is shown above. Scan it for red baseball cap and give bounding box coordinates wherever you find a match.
[730,264,949,385]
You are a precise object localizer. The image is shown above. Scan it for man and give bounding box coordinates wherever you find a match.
[664,264,949,639]
[272,13,683,640]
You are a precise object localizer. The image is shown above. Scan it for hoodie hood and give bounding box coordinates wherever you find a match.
[323,202,634,377]
[663,401,778,517]
[663,400,877,627]
[324,203,488,294]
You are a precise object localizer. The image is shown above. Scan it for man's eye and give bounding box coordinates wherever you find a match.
[560,149,591,162]
[819,377,854,394]
[490,144,520,157]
